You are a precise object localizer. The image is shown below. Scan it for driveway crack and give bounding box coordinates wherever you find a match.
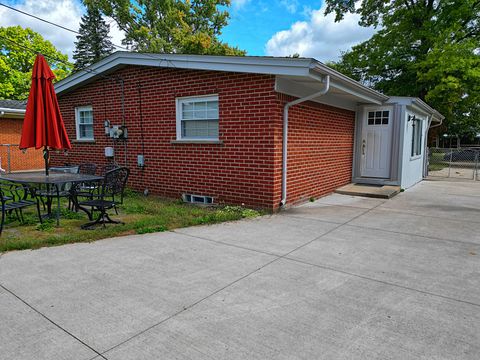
[94,202,385,358]
[0,283,109,360]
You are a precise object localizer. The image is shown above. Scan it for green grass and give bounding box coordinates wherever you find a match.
[429,152,448,171]
[428,163,448,171]
[0,191,263,252]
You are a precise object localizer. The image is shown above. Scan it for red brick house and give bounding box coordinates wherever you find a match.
[0,100,44,172]
[52,52,442,210]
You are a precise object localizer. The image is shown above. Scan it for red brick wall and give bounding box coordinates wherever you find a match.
[273,96,355,207]
[0,117,44,172]
[51,67,279,209]
[52,66,355,210]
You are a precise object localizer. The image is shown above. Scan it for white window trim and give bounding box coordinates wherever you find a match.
[410,114,423,160]
[175,94,219,141]
[75,105,94,141]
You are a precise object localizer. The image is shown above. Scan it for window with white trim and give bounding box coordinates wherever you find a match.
[176,95,219,140]
[75,106,94,140]
[411,116,422,157]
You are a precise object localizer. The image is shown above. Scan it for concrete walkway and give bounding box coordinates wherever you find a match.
[0,180,479,359]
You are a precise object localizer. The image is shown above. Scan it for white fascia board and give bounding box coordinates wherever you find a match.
[55,52,315,95]
[54,51,391,106]
[310,63,388,103]
[329,80,383,105]
[388,96,444,122]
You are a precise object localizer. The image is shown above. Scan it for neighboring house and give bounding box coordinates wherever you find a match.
[51,52,443,210]
[0,100,43,172]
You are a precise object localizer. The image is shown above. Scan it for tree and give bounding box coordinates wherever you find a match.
[0,26,72,100]
[83,0,245,55]
[73,5,115,71]
[326,0,480,136]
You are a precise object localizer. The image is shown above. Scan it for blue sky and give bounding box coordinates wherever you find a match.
[0,0,376,62]
[221,0,320,56]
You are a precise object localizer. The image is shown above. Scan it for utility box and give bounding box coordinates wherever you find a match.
[137,154,145,167]
[105,147,114,158]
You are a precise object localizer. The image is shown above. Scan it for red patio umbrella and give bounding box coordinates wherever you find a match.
[19,54,71,175]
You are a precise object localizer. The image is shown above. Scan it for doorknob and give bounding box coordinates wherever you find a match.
[362,139,366,155]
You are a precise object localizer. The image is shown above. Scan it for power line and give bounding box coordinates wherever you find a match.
[0,2,130,51]
[0,3,79,35]
[0,2,178,68]
[0,34,122,82]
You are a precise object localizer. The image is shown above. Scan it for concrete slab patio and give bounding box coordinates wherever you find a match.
[0,179,479,359]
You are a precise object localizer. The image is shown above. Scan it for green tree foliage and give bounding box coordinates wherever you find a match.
[0,26,72,100]
[326,0,480,136]
[84,0,245,55]
[73,5,115,71]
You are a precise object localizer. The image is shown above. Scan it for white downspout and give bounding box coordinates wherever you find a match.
[280,75,330,207]
[424,115,443,177]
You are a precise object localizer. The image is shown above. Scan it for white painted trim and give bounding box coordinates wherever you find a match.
[329,81,383,105]
[275,77,359,110]
[75,105,94,141]
[175,94,219,141]
[406,111,426,159]
[387,96,444,122]
[360,106,394,179]
[54,52,388,105]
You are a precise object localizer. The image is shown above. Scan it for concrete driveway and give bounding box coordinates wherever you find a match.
[1,179,479,360]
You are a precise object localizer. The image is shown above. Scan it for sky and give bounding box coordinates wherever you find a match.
[0,0,377,63]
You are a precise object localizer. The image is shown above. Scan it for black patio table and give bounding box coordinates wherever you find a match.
[0,171,104,226]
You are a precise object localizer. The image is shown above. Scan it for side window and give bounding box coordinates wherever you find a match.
[75,106,94,140]
[411,117,422,157]
[176,95,219,140]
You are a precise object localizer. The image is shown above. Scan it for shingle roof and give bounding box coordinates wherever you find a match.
[0,99,27,110]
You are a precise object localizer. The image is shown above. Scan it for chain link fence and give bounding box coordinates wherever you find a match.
[428,147,480,180]
[0,144,44,173]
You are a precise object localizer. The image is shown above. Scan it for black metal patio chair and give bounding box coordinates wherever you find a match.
[78,163,97,175]
[0,183,41,236]
[36,181,73,213]
[78,167,129,229]
[72,163,100,209]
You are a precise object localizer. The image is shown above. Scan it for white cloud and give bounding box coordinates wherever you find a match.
[265,5,376,62]
[230,0,251,9]
[280,0,299,14]
[0,0,125,60]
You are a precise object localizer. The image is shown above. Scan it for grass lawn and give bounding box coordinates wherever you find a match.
[429,151,448,171]
[0,190,262,252]
[428,163,448,171]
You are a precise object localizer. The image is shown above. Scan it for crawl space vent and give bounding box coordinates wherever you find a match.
[183,194,214,205]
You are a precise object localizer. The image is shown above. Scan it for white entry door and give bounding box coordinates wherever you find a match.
[361,109,392,178]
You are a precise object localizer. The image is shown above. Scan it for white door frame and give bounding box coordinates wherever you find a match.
[360,107,393,178]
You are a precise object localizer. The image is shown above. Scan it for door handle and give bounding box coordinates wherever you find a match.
[362,140,366,155]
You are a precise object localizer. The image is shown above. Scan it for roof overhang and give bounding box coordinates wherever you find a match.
[0,107,25,119]
[54,51,388,107]
[386,96,444,123]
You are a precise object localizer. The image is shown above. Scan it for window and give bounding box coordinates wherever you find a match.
[176,95,219,140]
[411,116,422,157]
[75,106,94,140]
[367,110,389,125]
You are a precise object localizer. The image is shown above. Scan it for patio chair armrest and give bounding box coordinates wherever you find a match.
[0,183,32,201]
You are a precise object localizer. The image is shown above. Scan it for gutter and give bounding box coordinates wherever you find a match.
[428,115,443,129]
[280,75,330,207]
[0,107,25,116]
[0,108,26,118]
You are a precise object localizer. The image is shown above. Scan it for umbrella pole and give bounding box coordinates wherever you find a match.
[43,146,49,176]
